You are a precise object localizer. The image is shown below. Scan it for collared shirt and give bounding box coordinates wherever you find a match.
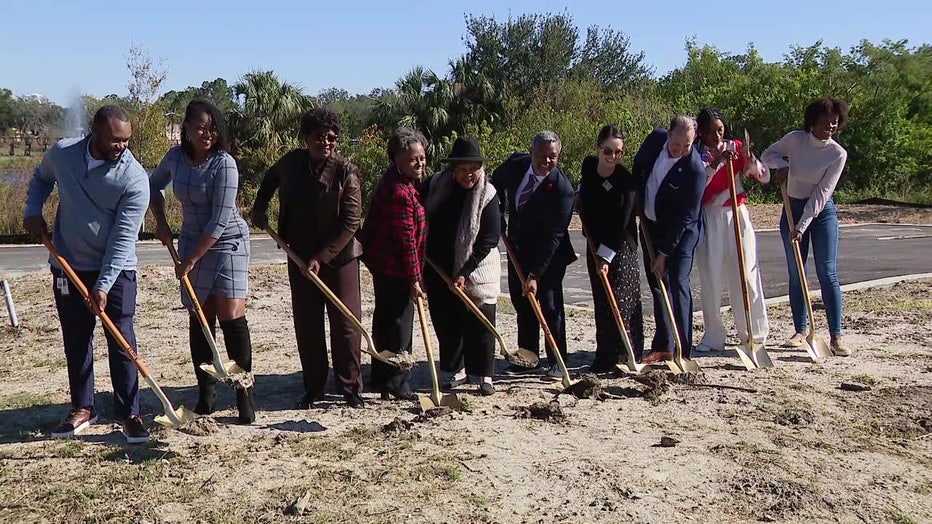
[515,164,547,203]
[644,142,681,221]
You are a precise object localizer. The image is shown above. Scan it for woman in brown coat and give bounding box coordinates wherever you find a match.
[251,108,365,409]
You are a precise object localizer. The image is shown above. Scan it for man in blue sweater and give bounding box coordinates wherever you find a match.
[24,105,151,443]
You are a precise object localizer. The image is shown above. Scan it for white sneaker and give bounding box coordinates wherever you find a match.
[547,365,564,379]
[693,342,721,353]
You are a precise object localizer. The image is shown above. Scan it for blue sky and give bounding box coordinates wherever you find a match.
[2,0,928,106]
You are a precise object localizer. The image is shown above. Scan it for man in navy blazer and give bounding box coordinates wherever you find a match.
[492,131,577,376]
[632,116,705,363]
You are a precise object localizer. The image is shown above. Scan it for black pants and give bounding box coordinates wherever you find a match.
[52,267,139,419]
[288,258,363,396]
[369,272,414,387]
[424,270,496,377]
[507,261,568,365]
[587,249,645,364]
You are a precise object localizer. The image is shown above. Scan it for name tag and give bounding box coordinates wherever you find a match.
[56,276,70,296]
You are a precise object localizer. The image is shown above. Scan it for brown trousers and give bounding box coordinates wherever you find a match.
[287,257,363,396]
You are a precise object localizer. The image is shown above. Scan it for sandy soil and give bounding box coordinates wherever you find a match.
[0,264,930,523]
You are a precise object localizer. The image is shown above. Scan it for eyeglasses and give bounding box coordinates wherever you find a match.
[192,125,218,136]
[313,133,339,144]
[601,147,624,157]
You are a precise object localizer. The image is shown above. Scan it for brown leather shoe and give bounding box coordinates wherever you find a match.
[122,415,150,444]
[51,408,98,438]
[641,351,674,365]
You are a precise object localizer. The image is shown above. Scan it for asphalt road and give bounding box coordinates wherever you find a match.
[2,224,930,315]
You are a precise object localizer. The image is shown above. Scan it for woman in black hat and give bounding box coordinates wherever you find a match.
[422,137,502,395]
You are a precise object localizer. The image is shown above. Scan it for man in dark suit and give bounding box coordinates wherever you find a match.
[632,116,705,363]
[492,131,577,377]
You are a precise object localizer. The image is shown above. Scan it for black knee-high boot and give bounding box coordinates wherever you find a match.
[190,315,217,414]
[219,316,255,424]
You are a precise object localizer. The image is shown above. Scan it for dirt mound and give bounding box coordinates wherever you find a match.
[179,416,220,436]
[774,408,815,427]
[517,401,566,421]
[562,374,604,399]
[382,417,413,435]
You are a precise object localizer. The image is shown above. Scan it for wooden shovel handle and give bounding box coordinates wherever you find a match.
[415,296,443,403]
[165,242,213,333]
[727,160,756,348]
[638,221,686,361]
[780,183,819,339]
[501,236,569,383]
[43,237,151,378]
[425,257,509,356]
[578,217,639,361]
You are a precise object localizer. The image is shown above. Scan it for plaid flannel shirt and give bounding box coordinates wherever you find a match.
[361,165,426,282]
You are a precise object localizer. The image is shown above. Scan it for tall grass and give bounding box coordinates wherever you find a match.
[0,175,271,237]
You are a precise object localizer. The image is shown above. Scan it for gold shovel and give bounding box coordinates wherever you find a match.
[639,222,700,375]
[780,184,833,361]
[501,237,573,389]
[726,158,774,370]
[43,237,195,429]
[414,296,461,412]
[164,241,246,382]
[264,227,401,367]
[578,219,647,374]
[425,257,539,369]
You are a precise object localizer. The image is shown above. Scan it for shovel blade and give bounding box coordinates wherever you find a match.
[418,395,437,413]
[734,345,759,371]
[812,337,833,359]
[616,360,649,375]
[441,393,462,411]
[752,346,775,368]
[199,361,247,382]
[153,405,198,428]
[665,359,685,375]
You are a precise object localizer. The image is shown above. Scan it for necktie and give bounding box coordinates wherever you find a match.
[517,174,537,209]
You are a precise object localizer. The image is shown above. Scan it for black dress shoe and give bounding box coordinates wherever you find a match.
[441,375,468,391]
[589,359,619,374]
[380,373,418,401]
[478,382,495,396]
[296,391,324,409]
[344,393,365,408]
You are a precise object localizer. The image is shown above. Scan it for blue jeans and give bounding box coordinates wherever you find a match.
[780,197,842,335]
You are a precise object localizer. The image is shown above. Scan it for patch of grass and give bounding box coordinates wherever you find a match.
[0,392,54,410]
[852,373,878,386]
[55,439,87,459]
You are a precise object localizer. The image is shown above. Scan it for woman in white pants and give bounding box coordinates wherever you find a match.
[694,108,769,353]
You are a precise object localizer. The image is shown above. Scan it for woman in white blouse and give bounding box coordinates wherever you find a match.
[762,97,850,356]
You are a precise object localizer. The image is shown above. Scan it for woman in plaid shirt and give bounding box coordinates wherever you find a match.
[150,100,255,424]
[360,128,428,401]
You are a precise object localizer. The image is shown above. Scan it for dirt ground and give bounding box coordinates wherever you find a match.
[0,257,930,523]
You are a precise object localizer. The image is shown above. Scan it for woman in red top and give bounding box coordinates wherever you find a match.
[694,108,770,354]
[360,127,428,401]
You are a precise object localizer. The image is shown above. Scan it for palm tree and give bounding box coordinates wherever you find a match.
[229,70,316,155]
[370,67,453,161]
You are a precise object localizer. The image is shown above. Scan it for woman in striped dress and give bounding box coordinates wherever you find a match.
[149,100,255,424]
[422,137,502,395]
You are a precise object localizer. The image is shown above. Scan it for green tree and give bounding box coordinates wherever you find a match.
[229,70,316,187]
[124,45,172,169]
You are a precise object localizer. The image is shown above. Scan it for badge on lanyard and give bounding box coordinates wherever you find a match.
[56,276,70,296]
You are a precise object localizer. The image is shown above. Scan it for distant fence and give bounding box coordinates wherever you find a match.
[0,135,58,156]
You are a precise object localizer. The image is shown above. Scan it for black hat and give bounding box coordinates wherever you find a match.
[442,136,484,163]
